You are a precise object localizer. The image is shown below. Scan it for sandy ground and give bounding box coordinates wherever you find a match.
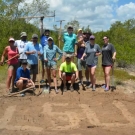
[0,80,135,135]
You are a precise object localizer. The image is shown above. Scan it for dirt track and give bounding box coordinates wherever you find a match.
[0,81,135,135]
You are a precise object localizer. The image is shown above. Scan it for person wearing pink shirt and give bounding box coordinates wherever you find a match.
[0,37,19,92]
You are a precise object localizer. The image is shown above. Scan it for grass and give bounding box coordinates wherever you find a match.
[0,65,7,82]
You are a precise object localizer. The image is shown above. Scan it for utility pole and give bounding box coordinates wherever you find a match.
[19,11,55,35]
[56,20,65,48]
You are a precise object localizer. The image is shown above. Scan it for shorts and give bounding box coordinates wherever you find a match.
[8,64,19,70]
[77,59,86,71]
[102,65,112,68]
[28,64,38,74]
[62,72,75,81]
[63,51,74,57]
[87,64,97,68]
[44,62,57,70]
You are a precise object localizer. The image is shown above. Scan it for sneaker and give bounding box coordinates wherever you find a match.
[101,84,106,89]
[70,85,74,92]
[20,93,25,97]
[86,81,90,86]
[92,86,96,91]
[63,86,67,92]
[87,84,92,89]
[40,80,45,84]
[104,87,109,91]
[55,89,59,94]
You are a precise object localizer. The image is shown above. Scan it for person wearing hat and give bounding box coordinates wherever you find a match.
[0,37,19,92]
[24,34,43,83]
[40,29,50,83]
[14,32,28,66]
[44,37,63,94]
[81,35,101,91]
[62,25,77,62]
[14,59,35,95]
[59,54,78,92]
[101,36,116,91]
[83,31,92,43]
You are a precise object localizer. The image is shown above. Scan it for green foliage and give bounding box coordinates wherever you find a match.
[94,19,135,67]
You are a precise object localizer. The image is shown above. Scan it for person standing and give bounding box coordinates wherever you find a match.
[0,37,19,92]
[24,34,43,83]
[81,35,101,91]
[76,35,89,85]
[62,25,77,62]
[40,29,50,83]
[102,36,116,91]
[44,37,63,94]
[15,32,28,66]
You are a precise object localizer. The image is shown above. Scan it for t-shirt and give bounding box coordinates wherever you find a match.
[102,43,116,65]
[85,42,101,65]
[77,46,85,59]
[40,35,48,48]
[59,62,77,73]
[24,42,43,65]
[14,67,30,84]
[63,32,77,52]
[15,40,28,59]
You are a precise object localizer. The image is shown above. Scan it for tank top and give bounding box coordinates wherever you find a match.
[7,46,18,65]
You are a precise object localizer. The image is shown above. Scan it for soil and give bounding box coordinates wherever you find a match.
[0,79,135,135]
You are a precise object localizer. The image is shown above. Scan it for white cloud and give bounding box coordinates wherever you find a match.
[27,0,135,32]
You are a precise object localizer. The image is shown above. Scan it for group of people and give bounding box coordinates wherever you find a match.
[0,25,116,95]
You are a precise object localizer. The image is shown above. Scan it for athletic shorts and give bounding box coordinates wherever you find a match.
[63,51,74,57]
[87,64,97,68]
[28,64,38,74]
[62,72,75,81]
[77,59,86,71]
[8,64,19,70]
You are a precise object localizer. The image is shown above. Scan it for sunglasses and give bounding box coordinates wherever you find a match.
[22,63,27,65]
[90,39,95,40]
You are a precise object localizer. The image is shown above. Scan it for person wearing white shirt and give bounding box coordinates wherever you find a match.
[15,32,28,66]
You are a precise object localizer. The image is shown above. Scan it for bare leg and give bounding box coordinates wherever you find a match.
[16,80,23,91]
[90,67,96,87]
[52,69,57,90]
[85,67,89,82]
[7,68,14,91]
[71,74,75,86]
[79,70,83,82]
[46,68,51,87]
[103,66,111,89]
[61,72,66,87]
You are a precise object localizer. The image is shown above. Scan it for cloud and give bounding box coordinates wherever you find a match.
[25,0,135,32]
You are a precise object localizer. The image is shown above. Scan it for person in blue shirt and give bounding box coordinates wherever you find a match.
[44,37,63,94]
[15,59,35,94]
[40,29,50,83]
[24,34,43,83]
[62,25,77,62]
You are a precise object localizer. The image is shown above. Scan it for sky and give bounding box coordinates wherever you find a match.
[40,0,135,32]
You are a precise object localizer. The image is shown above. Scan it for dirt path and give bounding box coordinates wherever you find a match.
[0,81,135,135]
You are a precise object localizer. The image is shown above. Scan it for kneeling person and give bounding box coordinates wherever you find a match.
[15,60,35,93]
[59,54,78,92]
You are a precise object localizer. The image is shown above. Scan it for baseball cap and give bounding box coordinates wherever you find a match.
[78,29,82,32]
[32,34,38,39]
[48,37,53,41]
[9,38,15,42]
[65,54,72,59]
[67,25,73,29]
[21,59,28,64]
[90,35,95,39]
[20,32,27,37]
